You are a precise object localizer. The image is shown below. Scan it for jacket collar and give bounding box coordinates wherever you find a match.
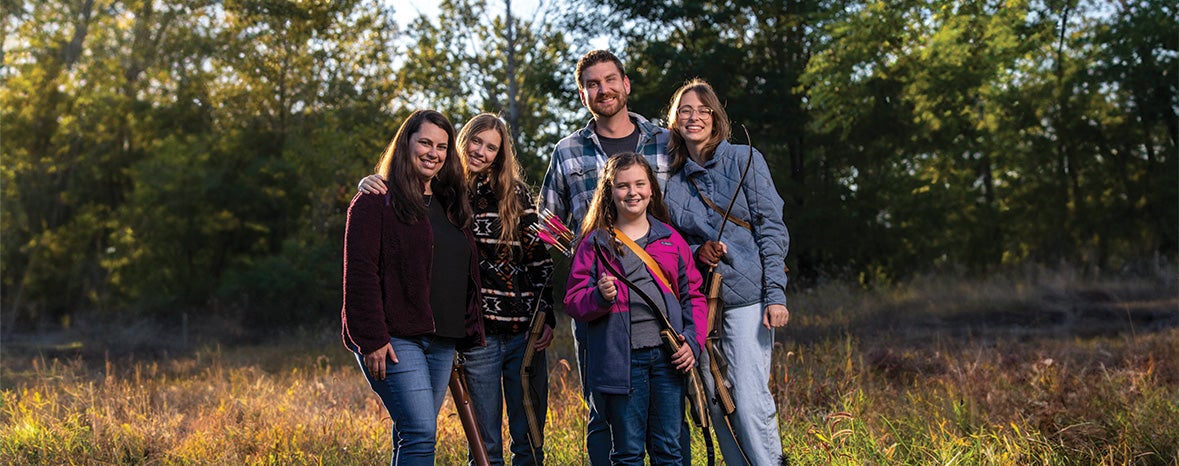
[589,214,673,248]
[684,140,738,174]
[579,112,660,147]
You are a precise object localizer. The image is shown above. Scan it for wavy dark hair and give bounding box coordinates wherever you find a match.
[575,49,626,89]
[375,109,472,227]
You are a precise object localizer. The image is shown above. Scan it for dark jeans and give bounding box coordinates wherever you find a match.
[592,347,686,466]
[574,321,613,465]
[576,322,693,466]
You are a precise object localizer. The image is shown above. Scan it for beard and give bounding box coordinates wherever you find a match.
[588,90,628,119]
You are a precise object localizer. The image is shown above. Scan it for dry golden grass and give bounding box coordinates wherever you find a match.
[0,331,596,465]
[777,268,1178,465]
[2,268,1176,465]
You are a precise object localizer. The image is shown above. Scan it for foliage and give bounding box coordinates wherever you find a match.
[393,0,579,183]
[1,0,577,326]
[2,0,1176,326]
[563,0,1177,285]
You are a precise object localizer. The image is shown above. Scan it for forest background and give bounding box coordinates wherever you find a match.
[2,0,1178,464]
[3,0,1176,328]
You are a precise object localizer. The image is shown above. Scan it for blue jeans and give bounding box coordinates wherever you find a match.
[354,335,456,466]
[462,332,548,465]
[592,347,686,466]
[577,322,693,466]
[573,320,613,465]
[698,302,783,465]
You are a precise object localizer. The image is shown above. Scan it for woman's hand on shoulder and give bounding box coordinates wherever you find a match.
[358,174,388,195]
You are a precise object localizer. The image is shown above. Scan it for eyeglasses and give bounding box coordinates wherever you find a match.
[676,106,714,119]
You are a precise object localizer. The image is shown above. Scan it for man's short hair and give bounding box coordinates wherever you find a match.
[575,50,626,90]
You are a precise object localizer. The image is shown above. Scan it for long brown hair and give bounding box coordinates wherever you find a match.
[580,153,670,252]
[458,113,525,249]
[375,109,472,227]
[665,78,732,173]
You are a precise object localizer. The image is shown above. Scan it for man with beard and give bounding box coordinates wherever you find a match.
[540,49,683,466]
[541,50,672,232]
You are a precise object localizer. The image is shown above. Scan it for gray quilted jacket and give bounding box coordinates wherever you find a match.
[663,140,790,308]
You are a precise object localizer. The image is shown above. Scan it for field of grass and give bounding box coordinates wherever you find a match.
[2,267,1176,465]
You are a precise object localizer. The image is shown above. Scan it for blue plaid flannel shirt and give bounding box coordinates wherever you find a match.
[539,112,672,233]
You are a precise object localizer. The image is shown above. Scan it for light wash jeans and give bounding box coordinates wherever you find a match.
[698,301,783,465]
[354,335,456,466]
[461,332,547,465]
[592,347,686,466]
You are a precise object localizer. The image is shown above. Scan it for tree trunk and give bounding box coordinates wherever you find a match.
[506,0,521,142]
[1054,3,1073,258]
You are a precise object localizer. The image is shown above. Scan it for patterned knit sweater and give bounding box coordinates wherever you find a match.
[470,175,555,334]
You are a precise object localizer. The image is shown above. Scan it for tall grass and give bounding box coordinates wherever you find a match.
[2,268,1176,465]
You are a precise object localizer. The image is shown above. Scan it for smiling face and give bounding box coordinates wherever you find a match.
[578,61,630,119]
[410,121,449,183]
[675,90,714,150]
[463,128,502,175]
[611,164,652,222]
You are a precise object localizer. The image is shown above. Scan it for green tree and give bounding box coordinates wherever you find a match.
[1084,0,1178,262]
[3,0,403,326]
[567,0,1177,283]
[113,0,402,321]
[393,0,578,183]
[3,0,158,324]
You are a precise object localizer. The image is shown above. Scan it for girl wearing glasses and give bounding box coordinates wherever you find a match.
[663,79,791,465]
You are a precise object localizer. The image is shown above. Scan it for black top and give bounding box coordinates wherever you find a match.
[597,125,641,158]
[427,196,470,339]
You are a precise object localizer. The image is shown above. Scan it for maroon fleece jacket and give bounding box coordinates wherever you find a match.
[341,192,484,355]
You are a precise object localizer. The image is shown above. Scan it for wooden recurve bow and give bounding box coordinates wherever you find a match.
[450,359,490,466]
[519,274,551,462]
[703,125,756,465]
[592,242,716,466]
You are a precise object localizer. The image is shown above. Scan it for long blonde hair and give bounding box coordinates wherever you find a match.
[457,113,525,250]
[580,153,670,252]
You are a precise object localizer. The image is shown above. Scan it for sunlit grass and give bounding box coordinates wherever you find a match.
[0,335,596,465]
[2,270,1176,465]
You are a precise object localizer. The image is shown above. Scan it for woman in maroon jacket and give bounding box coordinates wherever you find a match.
[342,109,484,466]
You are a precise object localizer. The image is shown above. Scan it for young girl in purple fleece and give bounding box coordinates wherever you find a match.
[563,152,706,465]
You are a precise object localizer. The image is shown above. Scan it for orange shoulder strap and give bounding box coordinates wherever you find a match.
[612,228,675,296]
